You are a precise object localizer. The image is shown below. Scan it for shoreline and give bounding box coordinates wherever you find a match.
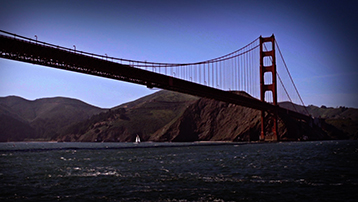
[1,140,350,153]
[0,141,249,153]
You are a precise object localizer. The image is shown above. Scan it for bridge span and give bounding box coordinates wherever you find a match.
[0,30,312,141]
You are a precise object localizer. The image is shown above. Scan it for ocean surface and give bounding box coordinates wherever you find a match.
[0,140,357,201]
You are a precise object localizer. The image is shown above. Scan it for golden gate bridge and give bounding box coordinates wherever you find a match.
[0,30,312,141]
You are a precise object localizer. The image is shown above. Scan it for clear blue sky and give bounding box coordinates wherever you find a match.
[1,0,357,108]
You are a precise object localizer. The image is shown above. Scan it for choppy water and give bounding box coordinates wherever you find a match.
[0,140,357,201]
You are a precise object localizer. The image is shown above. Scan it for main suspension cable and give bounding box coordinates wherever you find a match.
[275,40,310,116]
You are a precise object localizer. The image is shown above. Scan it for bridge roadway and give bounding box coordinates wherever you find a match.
[0,34,311,122]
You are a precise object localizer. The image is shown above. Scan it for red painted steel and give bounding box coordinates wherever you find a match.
[260,35,278,141]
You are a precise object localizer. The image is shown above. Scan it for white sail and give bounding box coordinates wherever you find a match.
[135,135,140,143]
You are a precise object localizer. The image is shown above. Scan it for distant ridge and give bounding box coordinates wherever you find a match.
[280,102,357,139]
[0,96,106,141]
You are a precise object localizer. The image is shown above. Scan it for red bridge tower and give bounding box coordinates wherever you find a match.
[260,35,278,141]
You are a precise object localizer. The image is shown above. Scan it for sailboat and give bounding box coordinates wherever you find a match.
[134,135,141,144]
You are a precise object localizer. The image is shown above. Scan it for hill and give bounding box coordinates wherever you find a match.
[1,91,356,142]
[57,90,198,142]
[0,96,105,141]
[149,92,335,142]
[280,102,358,139]
[57,90,353,142]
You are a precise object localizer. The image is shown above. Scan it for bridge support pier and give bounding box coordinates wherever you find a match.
[260,35,278,141]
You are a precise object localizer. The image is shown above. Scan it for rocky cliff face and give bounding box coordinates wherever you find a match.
[150,94,260,142]
[150,92,335,142]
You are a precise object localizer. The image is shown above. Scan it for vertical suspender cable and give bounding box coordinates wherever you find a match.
[232,57,234,90]
[234,57,236,90]
[212,62,214,87]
